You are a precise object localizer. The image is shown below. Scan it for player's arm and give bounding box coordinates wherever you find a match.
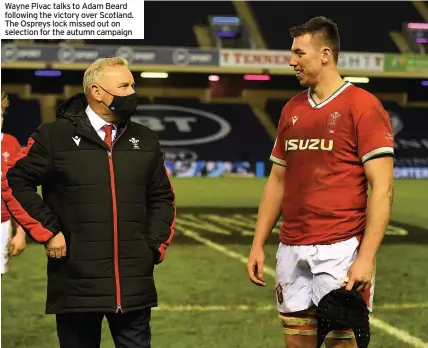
[357,98,394,259]
[358,157,394,261]
[252,163,285,249]
[8,136,27,256]
[346,96,394,291]
[1,125,62,243]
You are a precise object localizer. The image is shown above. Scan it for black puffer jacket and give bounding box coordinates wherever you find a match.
[2,94,176,314]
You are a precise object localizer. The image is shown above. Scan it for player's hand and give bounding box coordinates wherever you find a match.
[8,228,26,257]
[45,232,67,259]
[247,246,266,287]
[345,256,375,292]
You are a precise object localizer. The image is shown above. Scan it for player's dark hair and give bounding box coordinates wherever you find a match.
[289,16,340,62]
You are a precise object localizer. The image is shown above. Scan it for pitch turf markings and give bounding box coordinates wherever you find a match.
[153,302,428,312]
[177,225,428,348]
[231,213,281,234]
[201,214,258,235]
[177,214,280,237]
[385,225,408,236]
[180,214,231,235]
[374,302,428,310]
[176,213,412,241]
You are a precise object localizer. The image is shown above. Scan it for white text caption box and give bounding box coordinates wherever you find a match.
[2,0,144,39]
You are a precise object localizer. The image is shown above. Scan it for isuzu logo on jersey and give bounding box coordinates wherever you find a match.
[285,139,334,152]
[132,105,231,146]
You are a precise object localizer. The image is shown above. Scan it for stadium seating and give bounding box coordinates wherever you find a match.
[249,2,425,52]
[9,2,425,54]
[382,102,428,167]
[265,99,288,126]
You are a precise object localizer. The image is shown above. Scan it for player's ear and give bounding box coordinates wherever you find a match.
[321,47,333,64]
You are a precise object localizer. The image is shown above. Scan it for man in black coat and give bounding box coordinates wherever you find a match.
[1,57,176,348]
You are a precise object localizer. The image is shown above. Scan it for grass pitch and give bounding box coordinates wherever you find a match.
[2,178,428,347]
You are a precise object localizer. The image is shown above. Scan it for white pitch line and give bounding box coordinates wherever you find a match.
[153,303,428,312]
[153,304,273,312]
[181,228,428,348]
[370,317,428,348]
[375,302,428,310]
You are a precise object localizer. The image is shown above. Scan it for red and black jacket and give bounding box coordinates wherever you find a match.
[1,94,176,314]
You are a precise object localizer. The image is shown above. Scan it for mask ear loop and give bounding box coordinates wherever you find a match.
[97,85,114,96]
[96,85,115,111]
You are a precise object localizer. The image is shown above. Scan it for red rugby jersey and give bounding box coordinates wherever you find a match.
[270,82,394,245]
[2,133,22,223]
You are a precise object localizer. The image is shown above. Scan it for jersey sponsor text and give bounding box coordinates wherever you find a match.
[285,138,334,151]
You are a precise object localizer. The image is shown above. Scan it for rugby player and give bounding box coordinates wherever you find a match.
[1,92,26,274]
[247,17,394,348]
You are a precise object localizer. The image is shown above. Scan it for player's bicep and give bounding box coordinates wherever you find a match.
[270,163,286,183]
[364,156,393,190]
[356,99,394,164]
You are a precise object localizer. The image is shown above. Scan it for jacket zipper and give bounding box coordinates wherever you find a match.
[107,126,127,313]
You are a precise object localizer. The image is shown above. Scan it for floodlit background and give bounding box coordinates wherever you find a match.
[1,1,428,347]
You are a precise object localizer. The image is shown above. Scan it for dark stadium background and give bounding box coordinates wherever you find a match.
[1,1,428,347]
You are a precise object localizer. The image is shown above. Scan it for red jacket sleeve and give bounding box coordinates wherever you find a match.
[1,125,62,243]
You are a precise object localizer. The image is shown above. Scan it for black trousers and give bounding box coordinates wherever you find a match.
[56,309,151,348]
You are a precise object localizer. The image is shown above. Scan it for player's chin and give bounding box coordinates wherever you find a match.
[297,78,310,88]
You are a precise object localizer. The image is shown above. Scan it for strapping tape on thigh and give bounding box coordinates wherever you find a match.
[284,327,318,335]
[278,313,355,338]
[278,313,317,335]
[278,314,317,327]
[326,330,355,339]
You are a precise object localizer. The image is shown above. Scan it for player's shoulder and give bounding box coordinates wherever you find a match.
[343,85,383,109]
[287,90,307,107]
[280,90,307,116]
[1,133,19,145]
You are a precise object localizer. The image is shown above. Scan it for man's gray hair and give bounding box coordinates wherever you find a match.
[83,57,128,95]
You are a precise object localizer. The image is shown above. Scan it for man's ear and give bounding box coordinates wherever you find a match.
[321,47,333,64]
[91,85,102,102]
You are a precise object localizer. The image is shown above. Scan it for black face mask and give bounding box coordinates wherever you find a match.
[98,86,138,122]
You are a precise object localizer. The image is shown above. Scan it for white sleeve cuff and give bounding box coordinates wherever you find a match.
[361,147,394,163]
[270,155,286,167]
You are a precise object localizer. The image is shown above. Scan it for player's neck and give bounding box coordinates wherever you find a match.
[310,73,346,104]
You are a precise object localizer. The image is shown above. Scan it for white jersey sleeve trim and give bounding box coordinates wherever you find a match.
[361,147,394,163]
[270,155,286,167]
